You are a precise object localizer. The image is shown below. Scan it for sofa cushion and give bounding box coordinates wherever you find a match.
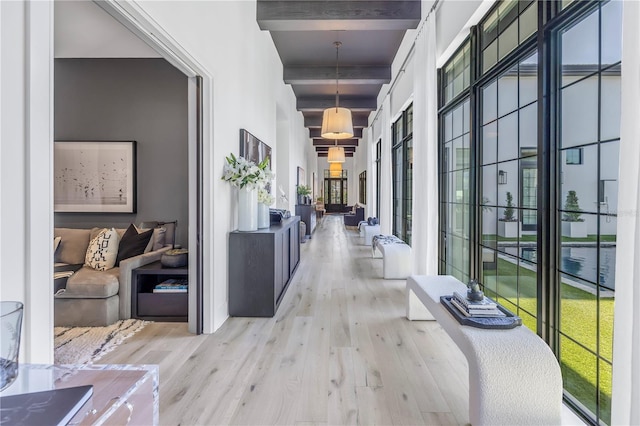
[54,228,92,265]
[136,225,166,252]
[56,266,120,299]
[85,228,119,271]
[116,224,153,266]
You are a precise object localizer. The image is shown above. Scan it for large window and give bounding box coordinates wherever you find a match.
[437,1,620,424]
[358,171,366,205]
[392,105,413,244]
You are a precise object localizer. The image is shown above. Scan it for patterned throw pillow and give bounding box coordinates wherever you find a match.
[85,228,119,271]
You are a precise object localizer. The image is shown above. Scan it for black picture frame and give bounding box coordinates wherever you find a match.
[239,129,271,167]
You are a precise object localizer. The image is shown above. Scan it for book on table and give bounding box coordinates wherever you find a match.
[450,292,505,318]
[0,385,93,426]
[153,278,188,293]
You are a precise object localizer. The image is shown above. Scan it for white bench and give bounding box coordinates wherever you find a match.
[406,275,563,425]
[360,223,381,246]
[372,235,412,279]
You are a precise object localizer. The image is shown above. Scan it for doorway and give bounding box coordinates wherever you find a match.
[324,171,348,212]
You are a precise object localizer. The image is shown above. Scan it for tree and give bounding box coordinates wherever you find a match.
[563,190,583,222]
[502,191,516,221]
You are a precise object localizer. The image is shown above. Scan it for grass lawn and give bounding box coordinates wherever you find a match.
[483,234,616,243]
[482,257,614,423]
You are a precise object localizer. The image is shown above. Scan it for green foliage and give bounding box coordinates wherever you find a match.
[502,191,516,221]
[297,185,311,196]
[563,190,584,222]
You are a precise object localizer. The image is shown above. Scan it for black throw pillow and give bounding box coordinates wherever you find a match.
[116,224,153,266]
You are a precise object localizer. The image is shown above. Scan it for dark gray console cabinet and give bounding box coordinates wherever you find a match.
[229,216,301,317]
[295,204,316,237]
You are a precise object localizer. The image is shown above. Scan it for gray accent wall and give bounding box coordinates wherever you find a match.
[54,58,188,247]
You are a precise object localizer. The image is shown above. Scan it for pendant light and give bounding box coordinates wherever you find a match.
[329,162,342,178]
[321,41,354,140]
[327,140,346,163]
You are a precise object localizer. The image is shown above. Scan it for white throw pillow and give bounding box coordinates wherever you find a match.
[85,228,119,271]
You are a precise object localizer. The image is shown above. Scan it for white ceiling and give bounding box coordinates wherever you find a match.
[54,0,160,58]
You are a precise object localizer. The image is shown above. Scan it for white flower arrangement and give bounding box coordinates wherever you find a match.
[258,187,275,205]
[222,153,271,190]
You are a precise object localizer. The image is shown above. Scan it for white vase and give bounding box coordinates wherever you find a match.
[258,203,270,229]
[238,186,258,232]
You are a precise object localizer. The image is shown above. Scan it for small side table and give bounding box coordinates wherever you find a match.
[0,364,158,425]
[131,261,188,322]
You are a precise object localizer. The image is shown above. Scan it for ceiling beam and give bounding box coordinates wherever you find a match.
[309,128,362,138]
[257,1,421,31]
[297,96,377,112]
[313,139,359,146]
[315,146,356,152]
[284,66,391,85]
[317,152,354,157]
[304,114,368,128]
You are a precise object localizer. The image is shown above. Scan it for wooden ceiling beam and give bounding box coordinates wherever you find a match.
[312,139,359,146]
[297,96,377,112]
[309,128,362,138]
[315,146,356,152]
[304,114,368,128]
[317,152,354,157]
[284,66,391,85]
[257,1,421,31]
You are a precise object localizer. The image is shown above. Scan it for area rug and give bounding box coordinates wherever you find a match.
[54,319,149,365]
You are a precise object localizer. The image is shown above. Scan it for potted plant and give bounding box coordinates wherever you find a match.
[297,185,311,205]
[562,190,587,238]
[498,191,519,238]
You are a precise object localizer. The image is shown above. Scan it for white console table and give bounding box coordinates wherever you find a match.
[406,275,563,425]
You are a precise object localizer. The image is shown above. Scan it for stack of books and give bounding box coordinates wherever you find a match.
[450,291,506,317]
[153,278,188,293]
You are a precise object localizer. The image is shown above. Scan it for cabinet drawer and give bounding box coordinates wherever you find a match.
[138,293,188,317]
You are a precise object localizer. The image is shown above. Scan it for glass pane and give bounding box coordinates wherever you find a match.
[561,144,598,216]
[561,9,599,67]
[560,335,598,418]
[498,72,518,117]
[560,273,597,351]
[498,19,518,60]
[483,80,498,124]
[497,159,519,208]
[443,141,452,173]
[497,254,518,303]
[600,141,619,215]
[462,134,470,169]
[444,111,453,141]
[520,52,538,107]
[463,100,470,133]
[517,257,537,318]
[483,40,498,74]
[560,214,599,283]
[482,164,497,209]
[599,360,613,425]
[561,76,598,148]
[519,2,537,42]
[452,136,463,171]
[599,215,617,293]
[482,205,498,250]
[482,251,498,294]
[497,113,518,162]
[601,0,622,67]
[482,122,498,165]
[453,103,464,138]
[600,75,621,141]
[519,102,537,149]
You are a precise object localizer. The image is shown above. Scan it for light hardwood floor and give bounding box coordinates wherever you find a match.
[99,214,470,425]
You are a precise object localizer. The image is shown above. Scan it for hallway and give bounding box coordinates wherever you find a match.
[99,215,469,425]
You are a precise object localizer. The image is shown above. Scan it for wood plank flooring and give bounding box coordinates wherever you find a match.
[98,214,470,425]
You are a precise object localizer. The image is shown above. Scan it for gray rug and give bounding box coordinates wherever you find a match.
[54,319,149,365]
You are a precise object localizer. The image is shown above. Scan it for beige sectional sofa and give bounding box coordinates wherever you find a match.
[54,226,173,326]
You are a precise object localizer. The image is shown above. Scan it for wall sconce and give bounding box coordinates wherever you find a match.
[498,170,507,185]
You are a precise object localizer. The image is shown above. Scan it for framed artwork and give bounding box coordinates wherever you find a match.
[239,129,271,167]
[54,141,136,213]
[297,166,305,187]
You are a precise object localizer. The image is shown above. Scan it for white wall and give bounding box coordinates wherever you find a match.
[1,1,54,363]
[134,1,310,332]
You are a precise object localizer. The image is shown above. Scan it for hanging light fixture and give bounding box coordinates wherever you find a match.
[321,41,354,140]
[327,140,346,163]
[329,162,342,178]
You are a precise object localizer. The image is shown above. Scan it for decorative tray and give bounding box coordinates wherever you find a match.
[440,295,522,329]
